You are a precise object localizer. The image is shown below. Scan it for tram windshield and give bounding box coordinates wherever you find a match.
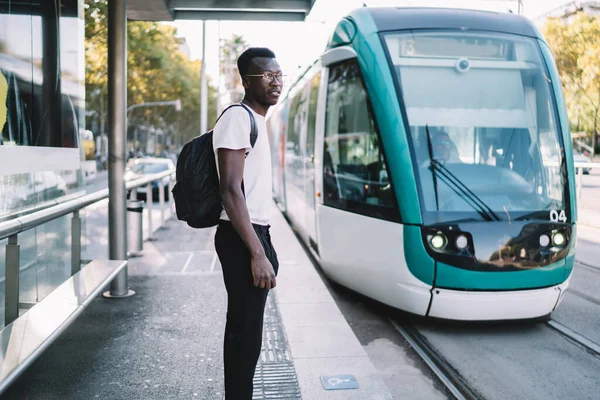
[383,30,568,224]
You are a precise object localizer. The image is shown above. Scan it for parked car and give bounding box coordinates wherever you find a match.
[1,171,68,216]
[125,158,175,201]
[573,151,591,174]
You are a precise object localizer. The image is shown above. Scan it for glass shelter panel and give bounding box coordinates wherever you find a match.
[0,0,84,328]
[0,0,85,218]
[0,0,84,149]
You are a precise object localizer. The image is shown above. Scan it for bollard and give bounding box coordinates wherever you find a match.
[146,183,154,240]
[127,199,144,256]
[159,180,165,228]
[168,177,175,213]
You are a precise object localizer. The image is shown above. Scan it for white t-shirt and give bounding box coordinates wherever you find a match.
[212,104,272,226]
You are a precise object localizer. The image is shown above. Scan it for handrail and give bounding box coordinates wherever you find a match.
[0,169,175,241]
[574,161,600,168]
[576,141,594,154]
[542,161,600,168]
[125,169,176,191]
[0,191,87,225]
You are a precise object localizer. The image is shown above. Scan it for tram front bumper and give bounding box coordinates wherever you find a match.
[427,280,569,321]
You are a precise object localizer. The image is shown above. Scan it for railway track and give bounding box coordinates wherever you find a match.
[388,317,600,400]
[550,258,600,358]
[386,259,600,399]
[389,320,484,400]
[576,259,600,273]
[387,260,600,399]
[548,320,600,358]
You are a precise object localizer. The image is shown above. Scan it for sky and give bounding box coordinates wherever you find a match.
[169,0,576,84]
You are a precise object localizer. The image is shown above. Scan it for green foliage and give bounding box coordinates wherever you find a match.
[542,12,600,152]
[85,0,217,151]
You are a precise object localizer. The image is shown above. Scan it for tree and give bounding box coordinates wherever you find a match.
[219,34,248,108]
[542,12,600,154]
[85,0,218,153]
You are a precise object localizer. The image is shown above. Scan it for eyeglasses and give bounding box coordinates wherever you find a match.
[246,72,287,84]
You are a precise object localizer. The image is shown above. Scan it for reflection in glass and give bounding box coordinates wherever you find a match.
[0,0,83,149]
[323,59,397,219]
[384,30,568,224]
[285,82,307,198]
[0,0,84,218]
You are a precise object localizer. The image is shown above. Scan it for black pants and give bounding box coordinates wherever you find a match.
[214,221,279,400]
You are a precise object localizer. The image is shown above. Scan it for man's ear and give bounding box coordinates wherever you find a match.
[242,76,249,90]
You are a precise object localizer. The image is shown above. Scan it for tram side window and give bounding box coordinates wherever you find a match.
[306,73,320,159]
[286,87,307,182]
[323,59,397,220]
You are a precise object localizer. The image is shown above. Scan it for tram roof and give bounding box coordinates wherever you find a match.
[360,7,542,39]
[127,0,317,21]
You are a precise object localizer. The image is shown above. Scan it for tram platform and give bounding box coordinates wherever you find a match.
[1,202,396,400]
[579,207,600,230]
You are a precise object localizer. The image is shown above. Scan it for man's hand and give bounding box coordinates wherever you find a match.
[251,255,277,289]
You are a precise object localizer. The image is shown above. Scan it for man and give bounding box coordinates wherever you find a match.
[431,130,461,164]
[212,47,284,399]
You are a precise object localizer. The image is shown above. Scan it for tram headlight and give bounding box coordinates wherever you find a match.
[539,234,550,247]
[552,232,566,246]
[455,235,468,250]
[430,233,447,250]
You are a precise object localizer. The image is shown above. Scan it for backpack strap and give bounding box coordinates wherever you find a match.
[239,103,258,155]
[215,103,258,153]
[238,104,258,199]
[215,103,259,199]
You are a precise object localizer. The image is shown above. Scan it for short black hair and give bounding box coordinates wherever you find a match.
[237,47,276,78]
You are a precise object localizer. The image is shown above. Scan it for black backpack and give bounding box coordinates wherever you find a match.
[172,103,257,228]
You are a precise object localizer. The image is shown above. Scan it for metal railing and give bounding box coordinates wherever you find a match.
[575,161,600,200]
[574,139,594,155]
[0,168,176,327]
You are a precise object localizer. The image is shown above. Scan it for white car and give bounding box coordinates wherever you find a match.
[125,158,175,201]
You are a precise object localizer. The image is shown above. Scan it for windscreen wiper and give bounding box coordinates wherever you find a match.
[425,125,499,222]
[424,124,440,211]
[431,159,500,221]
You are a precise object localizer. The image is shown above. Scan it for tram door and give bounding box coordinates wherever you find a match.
[303,73,321,246]
[285,80,309,233]
[285,70,321,245]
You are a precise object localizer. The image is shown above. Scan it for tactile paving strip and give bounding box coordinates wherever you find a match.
[253,292,302,399]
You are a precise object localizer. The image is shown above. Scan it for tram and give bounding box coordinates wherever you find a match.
[267,7,577,321]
